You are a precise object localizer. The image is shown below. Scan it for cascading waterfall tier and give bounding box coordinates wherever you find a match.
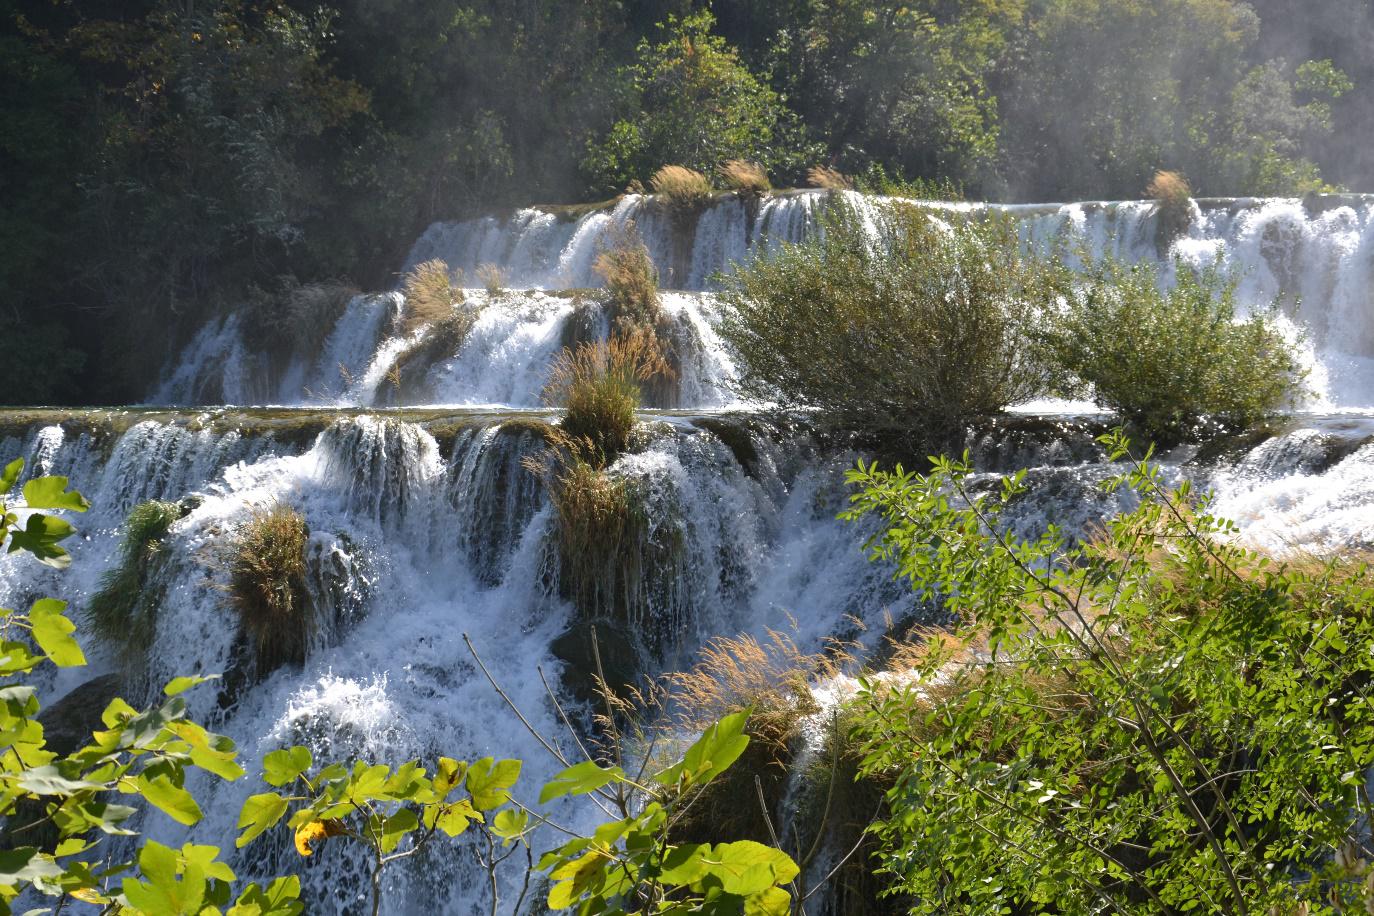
[154,192,1374,411]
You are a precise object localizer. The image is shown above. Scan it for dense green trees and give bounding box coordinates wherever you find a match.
[2,0,1371,404]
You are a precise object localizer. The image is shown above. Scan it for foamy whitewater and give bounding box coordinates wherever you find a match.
[4,191,1374,912]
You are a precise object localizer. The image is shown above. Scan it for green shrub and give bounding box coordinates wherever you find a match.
[401,259,462,336]
[844,436,1374,914]
[223,503,313,675]
[594,221,663,335]
[649,165,713,215]
[718,202,1066,444]
[1037,258,1306,440]
[542,331,671,466]
[85,500,183,667]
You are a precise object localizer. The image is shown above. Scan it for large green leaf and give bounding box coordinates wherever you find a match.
[22,476,89,512]
[262,746,312,788]
[0,458,22,496]
[237,793,289,848]
[466,757,521,810]
[539,759,624,804]
[29,598,85,667]
[139,774,204,826]
[655,711,751,789]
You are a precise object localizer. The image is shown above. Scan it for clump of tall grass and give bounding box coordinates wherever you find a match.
[542,331,672,466]
[1147,169,1194,251]
[223,503,313,675]
[649,165,713,214]
[401,259,462,335]
[594,222,663,334]
[717,159,770,196]
[85,500,184,667]
[1035,257,1307,440]
[807,165,852,191]
[475,262,508,296]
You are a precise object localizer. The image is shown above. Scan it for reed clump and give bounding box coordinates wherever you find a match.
[807,165,852,191]
[223,503,313,675]
[717,159,770,196]
[594,222,663,335]
[542,331,672,466]
[401,259,462,335]
[650,165,713,214]
[85,500,184,666]
[1147,169,1194,251]
[475,262,508,296]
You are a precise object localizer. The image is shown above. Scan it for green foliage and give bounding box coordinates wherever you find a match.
[223,504,313,676]
[240,711,800,915]
[719,202,1067,443]
[0,459,304,914]
[582,11,813,194]
[85,500,184,670]
[1037,258,1306,439]
[843,432,1374,914]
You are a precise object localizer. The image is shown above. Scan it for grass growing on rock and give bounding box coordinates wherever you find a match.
[401,259,462,336]
[594,222,663,335]
[85,500,183,668]
[650,165,713,215]
[1147,169,1194,252]
[542,331,672,466]
[807,165,852,190]
[718,159,770,196]
[223,503,313,675]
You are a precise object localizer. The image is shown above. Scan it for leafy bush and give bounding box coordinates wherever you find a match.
[718,159,770,195]
[719,202,1066,443]
[223,503,313,675]
[649,165,714,215]
[1037,258,1306,439]
[807,165,852,190]
[844,433,1374,914]
[594,221,663,334]
[85,499,183,668]
[245,279,360,356]
[401,259,462,335]
[542,331,672,466]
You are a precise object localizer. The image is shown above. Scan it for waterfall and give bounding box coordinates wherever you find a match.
[9,190,1374,913]
[154,192,1374,411]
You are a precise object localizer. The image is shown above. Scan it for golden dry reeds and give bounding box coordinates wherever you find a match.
[401,259,462,335]
[717,159,770,196]
[593,221,662,333]
[807,165,852,191]
[650,165,714,213]
[223,503,313,675]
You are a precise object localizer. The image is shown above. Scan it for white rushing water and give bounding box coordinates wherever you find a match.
[9,189,1374,913]
[153,191,1374,412]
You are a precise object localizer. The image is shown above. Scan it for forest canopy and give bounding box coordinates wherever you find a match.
[2,0,1371,402]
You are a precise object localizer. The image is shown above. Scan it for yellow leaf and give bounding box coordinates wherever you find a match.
[293,819,346,857]
[70,887,109,905]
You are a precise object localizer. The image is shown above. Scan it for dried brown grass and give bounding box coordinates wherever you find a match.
[718,159,770,195]
[475,262,508,296]
[807,165,852,191]
[401,259,462,335]
[650,165,713,213]
[593,221,662,333]
[541,330,672,466]
[223,503,313,675]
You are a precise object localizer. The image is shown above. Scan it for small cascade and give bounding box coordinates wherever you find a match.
[3,406,1374,911]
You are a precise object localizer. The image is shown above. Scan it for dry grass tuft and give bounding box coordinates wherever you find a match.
[650,165,714,213]
[807,165,852,191]
[223,503,313,675]
[542,330,672,466]
[594,221,662,334]
[1147,169,1194,251]
[401,259,462,335]
[475,262,508,296]
[718,159,770,196]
